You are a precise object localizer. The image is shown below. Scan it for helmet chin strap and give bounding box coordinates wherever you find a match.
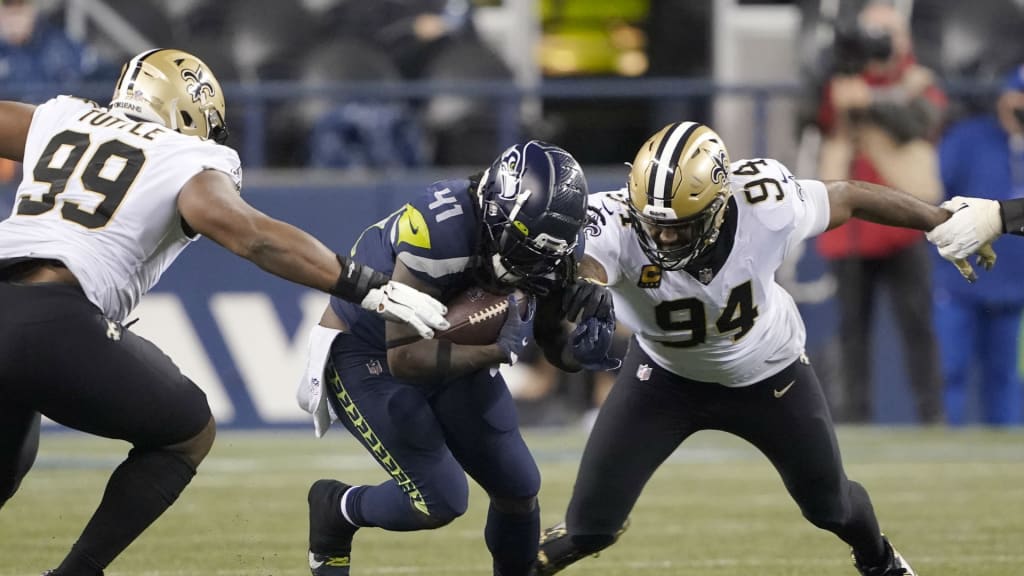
[506,188,532,222]
[477,168,491,208]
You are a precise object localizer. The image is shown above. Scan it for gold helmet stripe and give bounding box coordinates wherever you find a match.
[648,121,700,209]
[116,48,167,95]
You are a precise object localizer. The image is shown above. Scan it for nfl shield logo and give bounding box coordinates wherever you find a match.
[366,359,383,376]
[636,363,652,382]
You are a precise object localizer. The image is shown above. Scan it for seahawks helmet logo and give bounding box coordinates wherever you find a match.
[710,149,728,185]
[181,66,215,103]
[497,147,524,200]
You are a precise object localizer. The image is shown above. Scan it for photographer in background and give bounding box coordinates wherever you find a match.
[815,1,946,424]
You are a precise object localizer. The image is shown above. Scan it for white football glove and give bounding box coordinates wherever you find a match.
[361,281,449,339]
[925,196,999,283]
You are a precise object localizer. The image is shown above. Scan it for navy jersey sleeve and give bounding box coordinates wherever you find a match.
[392,179,479,296]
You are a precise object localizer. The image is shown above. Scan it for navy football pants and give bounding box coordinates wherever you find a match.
[326,333,541,571]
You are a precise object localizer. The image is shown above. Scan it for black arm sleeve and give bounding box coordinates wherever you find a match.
[330,253,389,303]
[1000,198,1024,236]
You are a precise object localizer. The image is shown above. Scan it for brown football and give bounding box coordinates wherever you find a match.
[436,287,528,345]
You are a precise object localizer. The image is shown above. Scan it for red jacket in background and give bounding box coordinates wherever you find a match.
[816,55,947,260]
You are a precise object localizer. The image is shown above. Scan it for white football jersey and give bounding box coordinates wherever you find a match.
[586,158,830,386]
[0,96,242,321]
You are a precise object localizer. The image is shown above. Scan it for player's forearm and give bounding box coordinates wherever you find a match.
[240,218,339,290]
[387,339,505,382]
[246,220,386,302]
[1000,198,1024,236]
[827,179,949,231]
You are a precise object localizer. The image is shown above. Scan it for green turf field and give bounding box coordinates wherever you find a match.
[1,426,1022,575]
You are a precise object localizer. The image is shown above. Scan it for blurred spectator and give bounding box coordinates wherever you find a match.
[0,0,110,88]
[321,0,475,80]
[0,0,112,183]
[296,38,427,170]
[932,65,1024,427]
[420,37,514,166]
[309,101,427,170]
[318,1,513,166]
[814,2,945,423]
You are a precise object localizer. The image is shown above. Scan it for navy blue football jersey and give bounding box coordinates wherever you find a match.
[331,179,483,348]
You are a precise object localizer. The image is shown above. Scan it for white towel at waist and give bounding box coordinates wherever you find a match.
[296,324,342,438]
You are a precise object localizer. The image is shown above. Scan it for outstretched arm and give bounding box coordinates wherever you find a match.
[824,179,950,231]
[178,170,447,337]
[180,170,344,291]
[0,101,35,162]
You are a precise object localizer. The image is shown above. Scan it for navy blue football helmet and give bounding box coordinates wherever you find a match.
[476,140,589,295]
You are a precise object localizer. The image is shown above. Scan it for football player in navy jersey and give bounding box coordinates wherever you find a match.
[0,49,448,576]
[532,122,957,576]
[301,141,618,576]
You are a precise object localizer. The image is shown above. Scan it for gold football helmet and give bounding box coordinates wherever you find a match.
[110,48,229,144]
[627,121,731,270]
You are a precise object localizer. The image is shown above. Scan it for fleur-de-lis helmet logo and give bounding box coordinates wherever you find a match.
[181,66,216,103]
[709,149,728,185]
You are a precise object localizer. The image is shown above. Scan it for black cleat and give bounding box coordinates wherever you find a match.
[308,551,351,576]
[534,518,630,576]
[853,535,917,576]
[308,479,359,576]
[534,522,575,576]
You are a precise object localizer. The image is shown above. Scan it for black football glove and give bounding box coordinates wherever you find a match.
[497,294,536,365]
[562,279,613,323]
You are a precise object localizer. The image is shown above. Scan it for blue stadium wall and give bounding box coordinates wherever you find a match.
[1,174,1004,427]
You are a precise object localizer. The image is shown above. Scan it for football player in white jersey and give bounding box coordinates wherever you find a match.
[0,48,448,576]
[533,122,952,576]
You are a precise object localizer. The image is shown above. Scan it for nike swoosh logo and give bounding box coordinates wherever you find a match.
[309,551,324,569]
[773,380,795,398]
[410,223,420,234]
